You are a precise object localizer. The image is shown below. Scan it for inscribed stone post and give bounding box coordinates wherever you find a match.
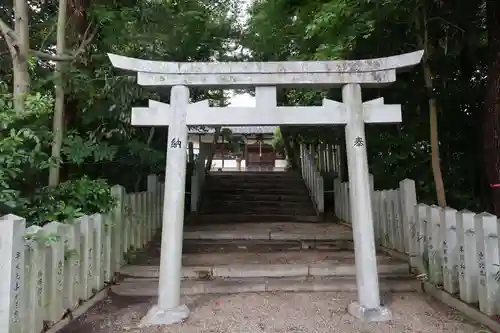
[92,214,105,290]
[102,214,113,284]
[334,178,341,219]
[128,194,138,250]
[149,190,155,241]
[373,191,382,245]
[379,191,389,247]
[122,196,130,259]
[427,205,443,285]
[326,144,333,172]
[474,213,500,315]
[149,190,154,239]
[147,175,159,231]
[144,191,151,244]
[190,169,199,212]
[0,214,26,333]
[24,226,45,332]
[415,204,428,274]
[399,179,417,258]
[135,193,143,248]
[441,208,459,294]
[79,216,94,299]
[343,182,350,223]
[44,221,65,324]
[456,210,478,303]
[339,182,347,222]
[70,218,83,304]
[141,192,148,245]
[390,190,403,251]
[111,185,125,273]
[62,220,80,308]
[316,171,324,214]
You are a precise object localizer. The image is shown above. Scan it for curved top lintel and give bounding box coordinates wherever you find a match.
[107,50,424,75]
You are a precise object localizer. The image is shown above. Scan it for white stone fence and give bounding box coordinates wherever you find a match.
[302,143,342,175]
[334,177,500,317]
[300,144,324,214]
[0,175,164,333]
[190,152,207,212]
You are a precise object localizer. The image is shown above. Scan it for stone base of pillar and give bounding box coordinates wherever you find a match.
[347,301,392,322]
[138,304,190,327]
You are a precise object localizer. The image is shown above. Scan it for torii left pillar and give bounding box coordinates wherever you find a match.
[139,85,190,326]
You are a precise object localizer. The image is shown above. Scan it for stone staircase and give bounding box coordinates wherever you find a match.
[112,172,417,298]
[112,223,419,297]
[192,171,320,223]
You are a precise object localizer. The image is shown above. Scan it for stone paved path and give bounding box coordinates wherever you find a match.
[57,291,489,333]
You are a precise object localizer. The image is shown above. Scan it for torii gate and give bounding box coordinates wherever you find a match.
[108,51,424,326]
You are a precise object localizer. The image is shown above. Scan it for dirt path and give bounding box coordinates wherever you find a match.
[58,291,488,333]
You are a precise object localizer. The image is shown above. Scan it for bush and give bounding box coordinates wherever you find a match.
[0,82,115,226]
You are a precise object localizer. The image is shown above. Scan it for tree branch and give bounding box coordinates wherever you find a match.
[0,17,98,62]
[0,17,19,56]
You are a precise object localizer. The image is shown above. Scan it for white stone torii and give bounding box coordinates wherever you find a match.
[108,50,424,327]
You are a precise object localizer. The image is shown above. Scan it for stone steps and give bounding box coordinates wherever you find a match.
[199,206,317,215]
[198,171,318,220]
[198,198,311,209]
[207,185,306,191]
[116,228,415,297]
[207,171,301,179]
[125,248,401,269]
[180,239,355,253]
[204,187,309,195]
[182,222,352,240]
[112,276,419,297]
[120,260,409,279]
[187,214,322,224]
[202,193,312,202]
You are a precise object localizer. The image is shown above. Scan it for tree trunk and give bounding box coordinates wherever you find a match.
[205,127,221,173]
[483,0,500,215]
[280,127,298,169]
[49,0,68,186]
[13,0,30,113]
[416,8,447,207]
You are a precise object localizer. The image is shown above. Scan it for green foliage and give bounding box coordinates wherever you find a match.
[0,82,55,213]
[0,0,242,224]
[244,0,488,211]
[0,83,115,225]
[21,177,116,226]
[271,127,285,154]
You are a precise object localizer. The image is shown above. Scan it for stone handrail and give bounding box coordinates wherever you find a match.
[190,151,207,212]
[0,175,164,333]
[334,177,500,321]
[300,144,324,215]
[308,143,342,175]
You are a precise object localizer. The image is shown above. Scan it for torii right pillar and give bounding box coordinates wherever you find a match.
[342,83,390,321]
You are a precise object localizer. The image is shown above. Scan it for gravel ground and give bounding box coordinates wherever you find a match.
[58,291,487,333]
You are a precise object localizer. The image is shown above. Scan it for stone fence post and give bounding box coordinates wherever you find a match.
[0,214,26,332]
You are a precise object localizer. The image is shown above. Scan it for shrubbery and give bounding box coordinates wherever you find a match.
[0,82,115,226]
